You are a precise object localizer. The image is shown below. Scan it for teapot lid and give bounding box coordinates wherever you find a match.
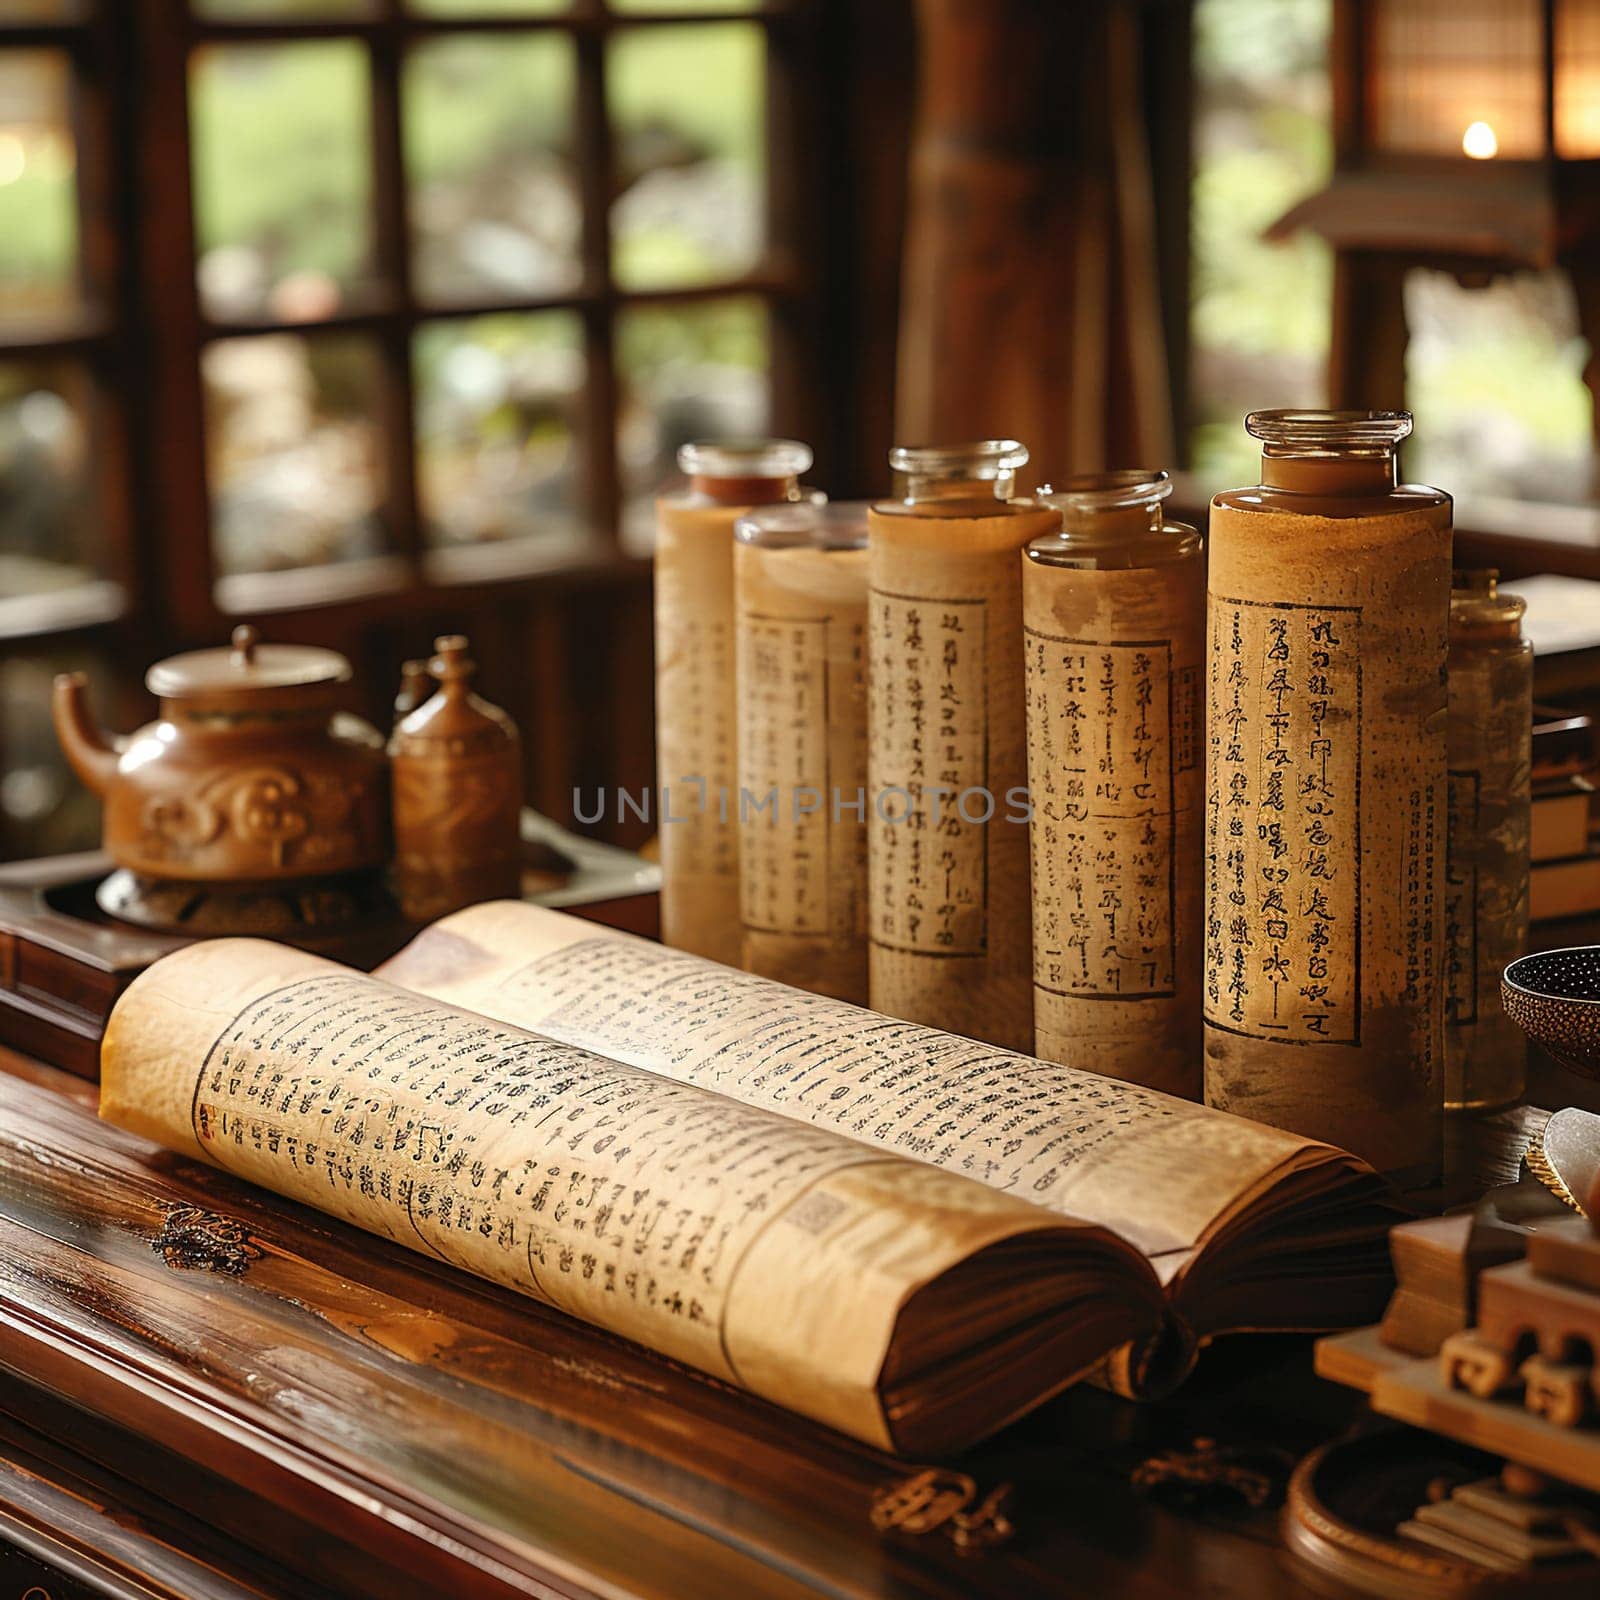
[147,625,352,710]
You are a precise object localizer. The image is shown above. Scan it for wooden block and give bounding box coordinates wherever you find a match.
[1530,1217,1600,1295]
[1314,1325,1410,1394]
[1395,1520,1525,1571]
[1478,1261,1600,1361]
[1373,1356,1600,1494]
[1413,1498,1582,1561]
[1520,1356,1592,1428]
[1439,1330,1514,1398]
[1452,1478,1573,1531]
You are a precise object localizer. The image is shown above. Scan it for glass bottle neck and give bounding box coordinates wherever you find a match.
[1259,451,1399,495]
[890,468,1017,504]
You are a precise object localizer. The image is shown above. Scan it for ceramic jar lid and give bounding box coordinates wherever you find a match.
[146,625,353,713]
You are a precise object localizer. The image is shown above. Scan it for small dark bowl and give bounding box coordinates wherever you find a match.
[1502,947,1600,1082]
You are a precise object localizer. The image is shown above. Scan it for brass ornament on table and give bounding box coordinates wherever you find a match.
[868,1468,1015,1553]
[51,624,391,934]
[390,634,523,923]
[151,1202,264,1277]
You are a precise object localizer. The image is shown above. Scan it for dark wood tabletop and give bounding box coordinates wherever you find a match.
[0,906,1597,1600]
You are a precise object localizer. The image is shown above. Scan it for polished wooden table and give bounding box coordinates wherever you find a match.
[1,909,1596,1600]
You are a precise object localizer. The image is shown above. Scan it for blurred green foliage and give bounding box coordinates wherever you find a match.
[191,42,373,291]
[1189,0,1333,486]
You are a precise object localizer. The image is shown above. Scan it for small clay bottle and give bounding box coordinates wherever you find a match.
[390,635,523,922]
[392,659,432,725]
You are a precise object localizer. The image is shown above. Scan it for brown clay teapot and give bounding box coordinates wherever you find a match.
[53,625,389,884]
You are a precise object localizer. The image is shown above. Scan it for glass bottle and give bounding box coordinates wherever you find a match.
[654,438,814,967]
[1445,569,1532,1110]
[866,440,1060,1052]
[1204,410,1451,1185]
[734,499,870,1004]
[1022,470,1204,1098]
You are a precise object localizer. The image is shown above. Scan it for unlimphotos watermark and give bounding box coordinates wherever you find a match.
[571,780,1033,827]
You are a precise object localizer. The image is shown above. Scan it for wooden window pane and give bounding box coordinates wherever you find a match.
[414,310,585,551]
[615,294,767,545]
[0,651,103,861]
[0,51,78,324]
[607,22,765,291]
[192,1,378,18]
[406,2,572,17]
[0,361,99,598]
[405,33,581,304]
[191,42,376,323]
[204,333,388,577]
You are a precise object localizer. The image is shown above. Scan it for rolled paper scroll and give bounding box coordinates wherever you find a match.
[654,439,815,967]
[866,441,1059,1052]
[1022,472,1204,1098]
[735,500,870,1003]
[1203,410,1451,1184]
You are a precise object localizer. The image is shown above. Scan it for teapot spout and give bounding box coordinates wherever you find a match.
[52,672,119,797]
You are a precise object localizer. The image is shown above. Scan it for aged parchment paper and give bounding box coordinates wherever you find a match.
[865,502,1060,1050]
[734,540,870,1002]
[379,902,1318,1269]
[101,939,1106,1450]
[655,497,748,967]
[1023,555,1205,1098]
[1203,499,1451,1180]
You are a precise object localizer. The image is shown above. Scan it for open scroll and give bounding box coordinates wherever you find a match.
[380,902,1405,1374]
[100,940,1160,1456]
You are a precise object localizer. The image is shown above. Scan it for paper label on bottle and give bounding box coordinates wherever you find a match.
[868,591,990,956]
[1203,598,1364,1045]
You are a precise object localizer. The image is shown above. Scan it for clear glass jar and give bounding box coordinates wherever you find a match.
[1023,470,1201,570]
[1020,469,1205,1096]
[653,436,816,967]
[733,500,871,1004]
[1204,408,1452,1183]
[879,439,1029,513]
[864,440,1059,1052]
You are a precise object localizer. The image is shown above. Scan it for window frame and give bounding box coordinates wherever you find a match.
[0,0,835,639]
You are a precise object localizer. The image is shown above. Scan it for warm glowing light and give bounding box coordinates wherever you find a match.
[1462,121,1499,160]
[0,133,25,187]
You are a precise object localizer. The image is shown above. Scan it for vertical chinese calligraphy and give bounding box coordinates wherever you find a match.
[868,593,989,957]
[1203,599,1363,1045]
[1026,633,1181,999]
